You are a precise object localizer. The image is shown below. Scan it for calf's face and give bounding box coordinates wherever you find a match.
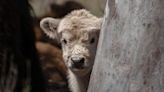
[61,28,99,76]
[40,9,102,76]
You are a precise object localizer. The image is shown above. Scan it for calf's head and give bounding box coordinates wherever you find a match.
[40,9,102,76]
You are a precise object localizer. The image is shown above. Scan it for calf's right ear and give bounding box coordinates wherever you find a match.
[40,17,60,42]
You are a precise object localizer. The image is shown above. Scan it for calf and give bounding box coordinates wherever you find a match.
[40,9,102,92]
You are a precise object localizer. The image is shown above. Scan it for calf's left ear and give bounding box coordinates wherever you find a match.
[90,18,103,32]
[98,18,103,27]
[94,18,103,36]
[93,17,103,30]
[40,17,60,42]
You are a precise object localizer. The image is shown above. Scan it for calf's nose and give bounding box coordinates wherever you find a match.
[71,57,85,69]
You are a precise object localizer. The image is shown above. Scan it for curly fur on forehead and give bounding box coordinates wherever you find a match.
[65,9,97,19]
[58,9,101,33]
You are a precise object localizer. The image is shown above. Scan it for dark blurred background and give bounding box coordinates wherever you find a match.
[0,0,106,92]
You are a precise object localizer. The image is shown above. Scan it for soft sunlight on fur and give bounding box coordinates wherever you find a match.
[40,9,103,92]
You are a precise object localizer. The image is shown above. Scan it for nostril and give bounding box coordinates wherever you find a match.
[79,58,84,64]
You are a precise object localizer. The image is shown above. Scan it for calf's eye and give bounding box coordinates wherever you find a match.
[90,38,95,43]
[63,39,67,44]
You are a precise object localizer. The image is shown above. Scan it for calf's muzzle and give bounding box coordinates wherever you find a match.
[71,57,85,69]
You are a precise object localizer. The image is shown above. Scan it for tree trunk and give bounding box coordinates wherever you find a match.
[88,0,164,92]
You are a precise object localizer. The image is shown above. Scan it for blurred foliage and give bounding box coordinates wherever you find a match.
[23,85,32,92]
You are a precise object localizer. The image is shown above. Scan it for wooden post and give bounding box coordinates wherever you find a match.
[88,0,164,92]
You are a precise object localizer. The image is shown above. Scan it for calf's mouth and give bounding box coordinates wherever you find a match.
[72,65,84,69]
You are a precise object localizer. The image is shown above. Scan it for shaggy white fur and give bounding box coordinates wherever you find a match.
[40,9,103,92]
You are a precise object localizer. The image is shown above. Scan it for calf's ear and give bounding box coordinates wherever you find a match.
[98,18,103,27]
[89,18,103,33]
[40,17,60,42]
[94,18,103,36]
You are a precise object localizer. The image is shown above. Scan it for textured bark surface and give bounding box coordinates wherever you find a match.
[88,0,164,92]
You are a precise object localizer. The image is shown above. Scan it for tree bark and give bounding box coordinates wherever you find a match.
[88,0,164,92]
